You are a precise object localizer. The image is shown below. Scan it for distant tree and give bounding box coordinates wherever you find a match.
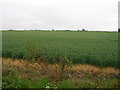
[118,28,120,32]
[78,29,80,31]
[9,29,13,31]
[9,29,15,31]
[65,30,70,31]
[82,28,86,31]
[52,29,54,31]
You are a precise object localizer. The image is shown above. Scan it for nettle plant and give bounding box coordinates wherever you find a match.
[59,56,72,72]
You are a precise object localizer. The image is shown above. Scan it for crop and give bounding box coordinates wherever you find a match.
[2,31,118,68]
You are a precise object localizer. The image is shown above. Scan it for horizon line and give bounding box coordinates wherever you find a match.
[0,29,118,32]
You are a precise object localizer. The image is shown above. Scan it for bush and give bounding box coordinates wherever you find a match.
[118,28,120,32]
[2,70,29,88]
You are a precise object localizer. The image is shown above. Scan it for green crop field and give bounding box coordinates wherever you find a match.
[2,31,118,68]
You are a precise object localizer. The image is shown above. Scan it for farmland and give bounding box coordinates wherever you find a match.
[2,31,118,68]
[2,31,119,88]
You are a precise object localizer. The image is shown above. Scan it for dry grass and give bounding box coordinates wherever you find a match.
[2,58,119,83]
[102,67,119,75]
[72,64,119,75]
[73,64,101,73]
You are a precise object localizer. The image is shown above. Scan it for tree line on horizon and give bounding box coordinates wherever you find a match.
[3,29,118,32]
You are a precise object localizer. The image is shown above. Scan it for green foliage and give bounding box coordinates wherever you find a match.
[2,31,118,68]
[28,78,53,88]
[2,69,118,88]
[58,79,98,88]
[118,28,120,32]
[57,78,118,88]
[58,80,76,88]
[23,41,47,62]
[2,70,29,88]
[23,41,39,61]
[82,28,86,31]
[2,70,53,88]
[78,79,96,88]
[86,72,92,78]
[59,56,72,72]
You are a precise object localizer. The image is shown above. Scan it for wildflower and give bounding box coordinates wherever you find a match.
[46,86,50,88]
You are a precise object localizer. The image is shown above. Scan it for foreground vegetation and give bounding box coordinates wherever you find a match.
[3,58,119,88]
[2,31,118,68]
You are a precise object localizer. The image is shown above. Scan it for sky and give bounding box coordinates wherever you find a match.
[119,1,120,29]
[0,0,119,31]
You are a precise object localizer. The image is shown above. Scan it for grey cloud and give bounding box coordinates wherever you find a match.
[1,0,119,31]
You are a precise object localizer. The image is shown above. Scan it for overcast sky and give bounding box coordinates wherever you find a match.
[0,0,119,31]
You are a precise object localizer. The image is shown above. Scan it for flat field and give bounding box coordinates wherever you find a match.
[2,31,118,68]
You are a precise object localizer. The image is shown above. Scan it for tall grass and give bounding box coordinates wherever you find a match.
[3,69,118,88]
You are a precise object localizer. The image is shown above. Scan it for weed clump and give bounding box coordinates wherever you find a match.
[23,42,46,61]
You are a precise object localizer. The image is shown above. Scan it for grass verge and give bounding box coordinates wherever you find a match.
[2,58,119,88]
